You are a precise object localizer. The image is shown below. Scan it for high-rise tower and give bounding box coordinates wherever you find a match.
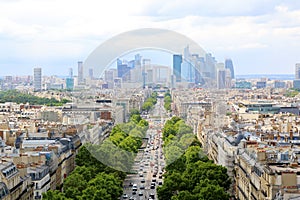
[217,68,226,89]
[89,68,94,79]
[225,59,235,79]
[173,55,182,82]
[68,68,73,78]
[33,67,42,91]
[295,63,300,79]
[78,61,83,84]
[117,59,131,81]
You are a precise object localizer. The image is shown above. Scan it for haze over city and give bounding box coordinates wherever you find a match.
[1,0,300,76]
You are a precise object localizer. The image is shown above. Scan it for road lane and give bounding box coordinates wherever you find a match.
[121,95,168,200]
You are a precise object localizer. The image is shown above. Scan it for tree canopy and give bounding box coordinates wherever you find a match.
[157,117,231,200]
[0,90,70,106]
[164,91,172,111]
[142,92,158,111]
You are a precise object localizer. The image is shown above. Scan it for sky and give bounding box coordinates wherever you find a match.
[1,0,300,76]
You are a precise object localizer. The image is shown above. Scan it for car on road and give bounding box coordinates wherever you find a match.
[138,191,143,196]
[150,182,155,189]
[141,179,145,183]
[132,184,138,191]
[150,193,155,199]
[140,184,145,189]
[123,194,128,199]
[129,196,135,200]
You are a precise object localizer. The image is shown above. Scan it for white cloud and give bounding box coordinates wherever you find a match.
[1,0,300,74]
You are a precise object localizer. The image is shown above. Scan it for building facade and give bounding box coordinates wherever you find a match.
[78,61,83,84]
[173,54,182,82]
[33,68,42,92]
[217,69,226,89]
[295,63,300,79]
[225,58,235,79]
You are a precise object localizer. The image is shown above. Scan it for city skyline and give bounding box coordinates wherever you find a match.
[1,0,300,76]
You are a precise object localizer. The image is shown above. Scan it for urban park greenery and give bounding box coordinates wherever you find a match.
[0,90,70,106]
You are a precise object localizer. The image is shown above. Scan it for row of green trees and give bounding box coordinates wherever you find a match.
[142,92,158,111]
[157,117,231,200]
[162,116,195,166]
[0,90,70,106]
[43,112,149,200]
[43,144,126,200]
[164,91,172,111]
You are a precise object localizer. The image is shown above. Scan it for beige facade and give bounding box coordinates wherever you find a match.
[235,145,300,200]
[0,162,22,200]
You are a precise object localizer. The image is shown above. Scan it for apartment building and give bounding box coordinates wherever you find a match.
[0,162,33,200]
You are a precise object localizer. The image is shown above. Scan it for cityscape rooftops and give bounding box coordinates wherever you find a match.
[0,162,18,179]
[27,165,49,181]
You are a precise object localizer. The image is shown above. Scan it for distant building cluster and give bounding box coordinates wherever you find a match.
[8,48,300,92]
[172,46,235,89]
[4,48,300,93]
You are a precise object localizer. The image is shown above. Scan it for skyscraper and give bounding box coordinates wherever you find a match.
[181,46,189,82]
[181,46,196,83]
[104,69,114,82]
[117,59,131,81]
[135,54,142,66]
[173,54,182,82]
[295,63,300,79]
[89,68,94,79]
[217,68,226,89]
[225,59,235,79]
[204,53,217,79]
[68,68,73,78]
[33,67,42,92]
[225,69,232,88]
[66,78,74,90]
[78,61,83,84]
